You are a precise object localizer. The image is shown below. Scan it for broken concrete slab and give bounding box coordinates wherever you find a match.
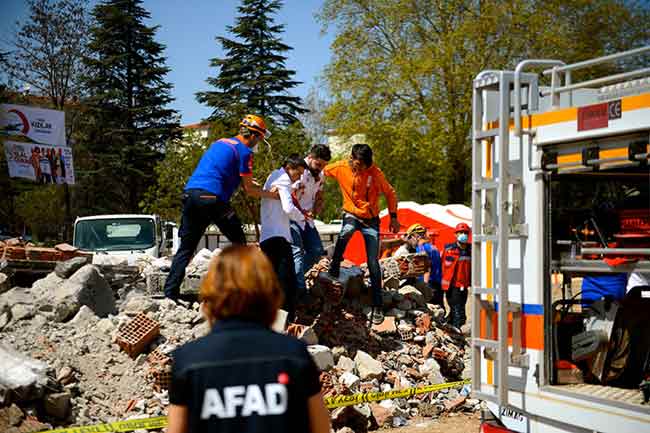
[120,295,158,316]
[69,305,99,328]
[354,350,384,381]
[44,390,72,419]
[336,355,355,373]
[30,272,66,301]
[308,345,335,371]
[53,265,116,321]
[341,372,361,390]
[0,343,48,405]
[398,286,425,307]
[54,257,91,279]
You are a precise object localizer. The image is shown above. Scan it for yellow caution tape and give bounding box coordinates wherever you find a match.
[324,379,470,409]
[39,380,470,432]
[41,416,168,433]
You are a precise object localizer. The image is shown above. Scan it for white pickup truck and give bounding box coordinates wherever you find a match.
[72,214,179,259]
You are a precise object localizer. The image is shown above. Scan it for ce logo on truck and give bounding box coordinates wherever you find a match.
[608,99,622,120]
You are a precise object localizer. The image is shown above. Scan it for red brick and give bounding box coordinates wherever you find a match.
[25,247,58,262]
[432,348,450,361]
[372,316,397,334]
[116,313,160,358]
[4,246,26,260]
[415,313,432,335]
[444,395,467,412]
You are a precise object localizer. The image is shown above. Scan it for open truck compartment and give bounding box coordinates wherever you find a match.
[547,159,650,408]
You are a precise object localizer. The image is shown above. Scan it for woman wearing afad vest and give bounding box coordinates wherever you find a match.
[441,223,471,330]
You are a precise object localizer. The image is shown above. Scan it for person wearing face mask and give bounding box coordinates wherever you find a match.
[323,143,400,325]
[441,222,472,330]
[289,144,332,300]
[164,114,279,302]
[260,154,308,322]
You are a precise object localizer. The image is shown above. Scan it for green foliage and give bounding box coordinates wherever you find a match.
[82,0,181,212]
[141,129,212,222]
[15,185,65,242]
[196,0,306,125]
[318,0,650,205]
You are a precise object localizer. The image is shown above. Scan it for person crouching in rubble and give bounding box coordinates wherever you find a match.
[167,245,331,433]
[395,224,443,308]
[323,143,400,325]
[260,154,308,322]
[441,223,472,330]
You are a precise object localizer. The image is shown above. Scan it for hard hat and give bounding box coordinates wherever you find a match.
[406,223,427,237]
[455,222,470,233]
[240,114,271,139]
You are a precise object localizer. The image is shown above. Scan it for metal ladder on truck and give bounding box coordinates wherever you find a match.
[469,65,558,407]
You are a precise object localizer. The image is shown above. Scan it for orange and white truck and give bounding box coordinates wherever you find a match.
[471,46,650,432]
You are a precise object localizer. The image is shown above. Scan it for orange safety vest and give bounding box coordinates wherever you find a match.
[440,243,471,291]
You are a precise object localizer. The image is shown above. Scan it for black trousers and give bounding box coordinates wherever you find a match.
[446,285,469,329]
[260,236,297,322]
[164,189,246,299]
[430,281,445,310]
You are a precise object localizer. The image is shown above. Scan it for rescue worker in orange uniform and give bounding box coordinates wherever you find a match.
[441,222,471,329]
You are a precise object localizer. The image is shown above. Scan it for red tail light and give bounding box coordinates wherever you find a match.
[480,420,514,433]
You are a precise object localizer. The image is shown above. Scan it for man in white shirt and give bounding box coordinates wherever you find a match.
[289,145,331,298]
[260,154,308,322]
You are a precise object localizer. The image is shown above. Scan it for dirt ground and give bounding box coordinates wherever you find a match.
[383,412,481,433]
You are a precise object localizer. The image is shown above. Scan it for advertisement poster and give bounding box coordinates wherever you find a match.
[0,103,67,146]
[3,140,75,184]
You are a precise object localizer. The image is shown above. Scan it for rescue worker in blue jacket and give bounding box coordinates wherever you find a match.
[441,223,472,329]
[164,115,279,302]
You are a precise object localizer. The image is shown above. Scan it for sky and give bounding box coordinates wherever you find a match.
[0,0,334,125]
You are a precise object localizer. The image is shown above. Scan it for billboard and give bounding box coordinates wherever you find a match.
[3,140,75,184]
[0,104,67,146]
[0,104,74,184]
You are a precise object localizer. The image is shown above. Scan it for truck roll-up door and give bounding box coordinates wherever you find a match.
[541,133,649,174]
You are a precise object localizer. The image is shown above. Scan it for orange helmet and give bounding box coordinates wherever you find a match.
[240,114,271,139]
[406,223,427,237]
[455,222,470,233]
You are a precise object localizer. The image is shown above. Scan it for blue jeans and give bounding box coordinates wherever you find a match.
[330,215,382,307]
[290,221,325,294]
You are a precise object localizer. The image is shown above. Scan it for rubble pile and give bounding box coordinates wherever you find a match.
[0,251,478,433]
[292,257,478,432]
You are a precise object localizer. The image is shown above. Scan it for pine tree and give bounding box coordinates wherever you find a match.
[197,0,306,125]
[83,0,180,212]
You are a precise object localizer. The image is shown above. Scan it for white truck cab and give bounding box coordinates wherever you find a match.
[73,214,179,258]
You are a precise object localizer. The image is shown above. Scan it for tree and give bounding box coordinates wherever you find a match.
[318,0,650,205]
[0,0,90,239]
[82,0,181,212]
[196,0,306,125]
[300,82,331,145]
[1,0,89,109]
